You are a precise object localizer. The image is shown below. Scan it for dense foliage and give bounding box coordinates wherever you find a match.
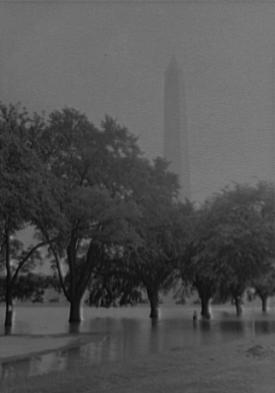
[1,101,275,328]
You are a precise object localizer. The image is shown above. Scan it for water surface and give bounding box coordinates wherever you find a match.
[0,304,274,380]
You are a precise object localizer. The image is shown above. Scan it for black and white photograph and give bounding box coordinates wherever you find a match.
[1,0,275,391]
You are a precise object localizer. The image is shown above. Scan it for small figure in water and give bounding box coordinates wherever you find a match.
[192,310,198,322]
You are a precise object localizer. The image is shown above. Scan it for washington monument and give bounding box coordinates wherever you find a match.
[164,57,191,200]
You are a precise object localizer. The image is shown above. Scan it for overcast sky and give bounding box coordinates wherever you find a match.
[1,0,275,201]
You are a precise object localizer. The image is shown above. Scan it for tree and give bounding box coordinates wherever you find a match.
[127,159,192,318]
[0,103,51,328]
[214,183,275,315]
[35,109,143,323]
[179,204,219,319]
[252,263,275,312]
[185,183,275,318]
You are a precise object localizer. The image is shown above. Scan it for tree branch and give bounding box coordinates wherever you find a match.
[11,240,49,286]
[35,223,70,302]
[49,243,70,302]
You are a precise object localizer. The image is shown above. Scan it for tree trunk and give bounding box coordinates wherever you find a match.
[68,322,81,334]
[260,295,268,313]
[195,278,213,320]
[5,288,13,328]
[4,230,13,328]
[234,296,242,316]
[147,288,159,319]
[69,297,82,323]
[200,296,211,320]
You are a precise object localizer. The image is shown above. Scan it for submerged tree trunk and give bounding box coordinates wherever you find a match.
[5,288,13,328]
[233,296,243,316]
[66,238,100,324]
[200,295,211,320]
[260,294,268,313]
[69,297,82,323]
[68,321,81,334]
[147,288,159,319]
[4,229,13,328]
[196,280,212,320]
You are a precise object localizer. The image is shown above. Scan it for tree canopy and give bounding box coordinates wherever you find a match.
[180,183,275,318]
[2,101,275,328]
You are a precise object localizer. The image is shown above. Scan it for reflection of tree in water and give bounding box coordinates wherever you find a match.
[89,318,119,362]
[0,357,31,380]
[120,319,143,359]
[149,318,160,354]
[60,345,81,371]
[217,318,275,339]
[254,320,275,335]
[0,339,84,381]
[68,322,81,335]
[192,318,245,346]
[199,319,211,332]
[29,351,66,376]
[0,349,72,381]
[4,311,275,381]
[151,317,158,329]
[87,317,148,363]
[193,319,213,346]
[4,325,12,336]
[218,320,246,338]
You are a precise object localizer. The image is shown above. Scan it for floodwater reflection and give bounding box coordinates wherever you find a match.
[1,305,275,380]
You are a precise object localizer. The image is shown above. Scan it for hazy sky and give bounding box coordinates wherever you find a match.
[1,0,275,201]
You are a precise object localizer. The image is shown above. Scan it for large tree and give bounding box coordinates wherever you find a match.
[0,103,52,328]
[180,205,220,319]
[213,183,275,315]
[185,183,275,318]
[126,159,192,318]
[252,264,275,312]
[86,160,193,316]
[35,109,143,323]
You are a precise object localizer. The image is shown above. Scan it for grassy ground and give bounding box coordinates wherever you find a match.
[2,334,275,393]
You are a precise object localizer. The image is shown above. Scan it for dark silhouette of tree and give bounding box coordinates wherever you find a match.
[35,109,143,323]
[253,267,275,312]
[183,182,275,318]
[126,159,192,318]
[213,183,275,315]
[0,103,52,327]
[179,205,218,319]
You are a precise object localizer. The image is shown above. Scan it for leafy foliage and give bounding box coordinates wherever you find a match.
[181,182,275,316]
[34,109,147,320]
[0,273,52,303]
[0,102,53,325]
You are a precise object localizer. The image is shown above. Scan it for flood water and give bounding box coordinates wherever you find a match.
[1,303,275,380]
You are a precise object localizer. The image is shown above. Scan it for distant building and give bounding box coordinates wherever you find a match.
[164,57,191,200]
